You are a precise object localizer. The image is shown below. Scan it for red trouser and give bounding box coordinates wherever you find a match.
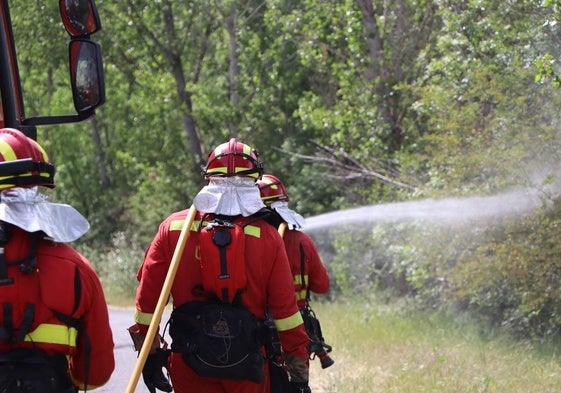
[169,352,271,393]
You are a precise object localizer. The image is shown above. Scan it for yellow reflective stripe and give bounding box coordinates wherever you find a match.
[0,140,17,161]
[171,219,200,231]
[293,275,308,286]
[170,219,185,231]
[170,220,182,231]
[35,143,50,162]
[244,225,260,238]
[208,165,257,176]
[170,219,210,231]
[234,166,250,174]
[24,324,78,347]
[135,309,154,325]
[206,167,228,175]
[275,311,304,332]
[296,290,307,301]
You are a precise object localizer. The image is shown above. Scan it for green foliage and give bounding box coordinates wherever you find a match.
[78,231,145,304]
[10,0,561,339]
[448,203,561,337]
[409,0,560,197]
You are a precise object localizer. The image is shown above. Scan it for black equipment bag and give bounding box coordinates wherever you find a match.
[169,300,265,383]
[269,360,292,393]
[0,348,76,393]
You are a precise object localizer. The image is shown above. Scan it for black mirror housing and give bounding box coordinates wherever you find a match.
[59,0,101,37]
[69,39,105,113]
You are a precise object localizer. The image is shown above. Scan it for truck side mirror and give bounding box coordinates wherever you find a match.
[59,0,101,37]
[20,0,105,128]
[69,39,105,113]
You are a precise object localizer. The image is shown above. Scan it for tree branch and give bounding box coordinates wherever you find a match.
[275,142,415,190]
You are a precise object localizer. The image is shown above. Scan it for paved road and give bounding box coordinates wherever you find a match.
[97,307,171,393]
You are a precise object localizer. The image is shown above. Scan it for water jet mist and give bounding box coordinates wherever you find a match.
[304,188,545,232]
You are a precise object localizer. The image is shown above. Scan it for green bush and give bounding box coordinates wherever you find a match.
[315,198,561,338]
[78,231,145,305]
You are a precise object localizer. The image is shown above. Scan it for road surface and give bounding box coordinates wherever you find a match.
[97,307,171,393]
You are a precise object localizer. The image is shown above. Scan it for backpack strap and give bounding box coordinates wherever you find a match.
[240,208,273,228]
[0,225,40,343]
[0,304,13,340]
[0,222,13,286]
[16,303,35,342]
[7,233,40,274]
[52,309,91,391]
[50,267,90,392]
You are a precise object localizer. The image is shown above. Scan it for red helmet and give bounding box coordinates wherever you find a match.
[203,138,264,179]
[257,174,289,205]
[0,128,55,190]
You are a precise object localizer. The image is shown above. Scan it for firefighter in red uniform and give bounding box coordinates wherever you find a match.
[129,138,311,393]
[0,128,114,392]
[257,174,332,392]
[257,174,330,308]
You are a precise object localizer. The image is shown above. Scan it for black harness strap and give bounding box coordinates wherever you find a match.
[0,302,34,343]
[51,266,90,392]
[206,218,234,303]
[12,234,39,274]
[213,227,233,279]
[0,250,12,285]
[72,266,81,314]
[3,231,40,275]
[51,313,91,393]
[0,229,40,344]
[0,303,13,340]
[16,303,35,342]
[0,223,13,286]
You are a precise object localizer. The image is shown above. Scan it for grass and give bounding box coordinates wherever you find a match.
[307,299,561,393]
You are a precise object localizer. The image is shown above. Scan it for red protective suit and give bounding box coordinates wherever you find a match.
[282,229,330,308]
[0,225,114,390]
[134,209,309,393]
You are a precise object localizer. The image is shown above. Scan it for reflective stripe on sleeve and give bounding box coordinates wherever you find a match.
[171,219,195,231]
[170,219,184,231]
[293,275,308,286]
[274,311,304,332]
[296,290,307,301]
[244,225,260,238]
[24,324,78,347]
[135,309,154,325]
[171,219,210,232]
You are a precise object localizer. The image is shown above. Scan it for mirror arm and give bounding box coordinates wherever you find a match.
[21,111,95,126]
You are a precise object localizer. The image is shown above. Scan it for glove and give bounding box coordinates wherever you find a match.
[290,381,312,393]
[284,352,309,384]
[142,348,173,393]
